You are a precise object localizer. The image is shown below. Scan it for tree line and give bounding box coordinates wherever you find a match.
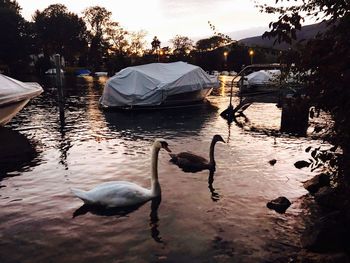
[0,0,279,75]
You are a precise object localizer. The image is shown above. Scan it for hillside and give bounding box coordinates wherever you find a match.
[239,21,328,49]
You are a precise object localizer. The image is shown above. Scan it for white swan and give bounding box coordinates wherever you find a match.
[71,139,171,208]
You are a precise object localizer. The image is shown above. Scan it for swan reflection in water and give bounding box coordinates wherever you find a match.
[208,170,220,202]
[73,196,163,243]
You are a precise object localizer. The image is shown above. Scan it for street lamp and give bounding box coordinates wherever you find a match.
[224,51,228,61]
[158,49,164,62]
[223,51,228,69]
[249,49,254,64]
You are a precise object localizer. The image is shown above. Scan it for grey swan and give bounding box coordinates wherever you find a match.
[71,139,171,208]
[169,134,225,172]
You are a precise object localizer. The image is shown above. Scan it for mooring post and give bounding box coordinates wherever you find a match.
[54,54,64,104]
[280,95,309,136]
[54,54,65,123]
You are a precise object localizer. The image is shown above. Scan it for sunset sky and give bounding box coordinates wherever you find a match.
[16,0,301,45]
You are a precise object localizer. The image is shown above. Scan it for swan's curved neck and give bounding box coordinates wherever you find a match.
[151,146,161,197]
[209,139,217,165]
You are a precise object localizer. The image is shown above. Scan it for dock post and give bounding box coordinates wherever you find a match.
[54,54,64,103]
[280,95,309,136]
[54,54,65,125]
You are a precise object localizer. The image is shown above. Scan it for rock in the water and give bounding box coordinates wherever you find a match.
[267,196,291,213]
[269,159,277,166]
[303,173,330,194]
[294,160,311,169]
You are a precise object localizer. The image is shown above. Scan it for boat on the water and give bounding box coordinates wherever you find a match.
[45,68,64,75]
[0,74,43,126]
[94,71,108,77]
[100,62,219,110]
[75,69,91,77]
[239,69,282,94]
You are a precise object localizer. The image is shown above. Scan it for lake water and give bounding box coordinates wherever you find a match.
[0,75,327,262]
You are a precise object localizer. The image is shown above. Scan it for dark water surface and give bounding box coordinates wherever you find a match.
[0,75,327,262]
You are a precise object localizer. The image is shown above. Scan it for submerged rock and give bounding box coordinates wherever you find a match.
[294,160,311,169]
[267,196,291,213]
[303,173,330,194]
[268,159,277,166]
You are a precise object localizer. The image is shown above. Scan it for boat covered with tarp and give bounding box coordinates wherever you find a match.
[100,62,219,109]
[45,68,64,75]
[0,74,43,126]
[75,69,91,76]
[245,70,281,86]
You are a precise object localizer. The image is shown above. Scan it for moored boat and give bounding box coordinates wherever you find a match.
[45,68,64,75]
[75,69,91,77]
[239,69,282,94]
[94,71,108,77]
[0,74,43,126]
[100,62,219,110]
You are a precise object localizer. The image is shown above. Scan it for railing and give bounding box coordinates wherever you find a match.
[221,63,286,120]
[227,63,286,107]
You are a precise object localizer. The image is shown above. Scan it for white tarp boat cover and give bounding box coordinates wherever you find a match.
[100,61,219,107]
[0,74,43,106]
[246,69,281,85]
[45,68,64,74]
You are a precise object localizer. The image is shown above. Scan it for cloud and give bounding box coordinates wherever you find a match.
[161,0,229,16]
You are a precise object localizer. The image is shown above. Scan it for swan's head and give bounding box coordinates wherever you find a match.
[154,139,172,152]
[213,134,225,144]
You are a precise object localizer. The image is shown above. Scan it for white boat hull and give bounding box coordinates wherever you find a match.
[0,99,30,126]
[0,75,43,126]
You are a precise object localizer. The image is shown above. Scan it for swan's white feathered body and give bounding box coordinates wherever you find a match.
[71,181,152,207]
[71,139,171,208]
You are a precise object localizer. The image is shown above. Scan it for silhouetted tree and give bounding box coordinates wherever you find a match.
[83,6,112,70]
[170,35,194,56]
[128,30,147,57]
[0,0,33,74]
[151,36,161,54]
[106,21,129,55]
[196,36,226,52]
[33,4,88,66]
